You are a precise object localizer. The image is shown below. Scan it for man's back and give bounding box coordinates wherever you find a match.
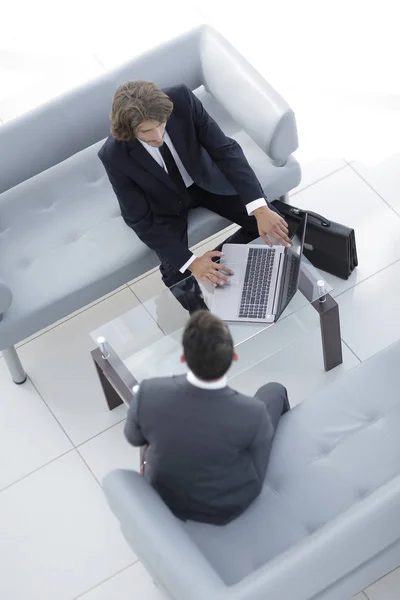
[124,374,272,525]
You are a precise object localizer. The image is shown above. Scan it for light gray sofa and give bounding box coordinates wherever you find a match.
[0,25,300,383]
[104,340,400,600]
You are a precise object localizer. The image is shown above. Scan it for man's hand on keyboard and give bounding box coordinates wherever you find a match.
[188,251,233,287]
[252,206,291,248]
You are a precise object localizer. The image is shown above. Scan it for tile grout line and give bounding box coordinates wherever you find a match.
[28,376,77,447]
[75,447,105,489]
[290,162,349,198]
[347,162,400,219]
[71,559,139,600]
[75,417,127,449]
[0,448,75,495]
[361,564,400,593]
[341,339,362,364]
[21,372,130,458]
[126,284,141,303]
[334,256,400,302]
[362,591,370,600]
[72,450,142,590]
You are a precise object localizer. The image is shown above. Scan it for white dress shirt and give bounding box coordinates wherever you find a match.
[139,133,267,273]
[186,370,227,389]
[132,370,227,395]
[138,131,194,188]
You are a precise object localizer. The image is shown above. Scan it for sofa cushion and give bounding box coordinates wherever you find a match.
[184,341,400,585]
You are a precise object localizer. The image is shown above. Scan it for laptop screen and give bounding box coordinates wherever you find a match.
[275,215,308,321]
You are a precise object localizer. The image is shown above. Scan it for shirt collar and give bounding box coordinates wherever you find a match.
[187,371,227,390]
[138,138,155,150]
[138,131,171,150]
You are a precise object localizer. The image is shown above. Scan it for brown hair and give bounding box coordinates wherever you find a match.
[110,80,173,141]
[182,311,234,381]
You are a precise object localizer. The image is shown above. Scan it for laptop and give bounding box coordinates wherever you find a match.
[211,215,308,323]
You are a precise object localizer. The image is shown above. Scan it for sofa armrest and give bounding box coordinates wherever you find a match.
[103,470,227,600]
[0,278,13,319]
[199,26,298,165]
[228,475,400,600]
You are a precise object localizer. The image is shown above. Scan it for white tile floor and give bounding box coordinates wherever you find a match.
[1,1,400,598]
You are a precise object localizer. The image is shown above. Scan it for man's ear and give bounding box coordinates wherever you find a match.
[180,354,186,364]
[233,352,239,362]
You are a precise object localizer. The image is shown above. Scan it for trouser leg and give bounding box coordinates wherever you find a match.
[254,382,290,434]
[192,185,261,247]
[160,264,209,314]
[158,211,208,315]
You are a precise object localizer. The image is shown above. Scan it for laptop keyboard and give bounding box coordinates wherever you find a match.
[286,254,299,299]
[239,248,274,319]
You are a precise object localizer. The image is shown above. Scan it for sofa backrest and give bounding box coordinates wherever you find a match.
[0,27,203,195]
[0,25,298,196]
[199,28,298,163]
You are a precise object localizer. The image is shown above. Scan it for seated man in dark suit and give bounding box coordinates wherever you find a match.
[124,311,290,525]
[99,80,290,312]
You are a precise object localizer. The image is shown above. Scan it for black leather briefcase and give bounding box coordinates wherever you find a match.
[273,199,358,280]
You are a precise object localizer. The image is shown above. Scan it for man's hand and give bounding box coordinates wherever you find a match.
[253,206,291,247]
[188,251,233,287]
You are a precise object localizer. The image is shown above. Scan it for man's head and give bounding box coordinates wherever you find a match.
[110,80,173,146]
[181,311,238,381]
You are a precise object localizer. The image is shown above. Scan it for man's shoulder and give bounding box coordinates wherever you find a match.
[227,387,267,413]
[162,84,191,109]
[140,374,186,393]
[98,135,126,165]
[162,83,190,99]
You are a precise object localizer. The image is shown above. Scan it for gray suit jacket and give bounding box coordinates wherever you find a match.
[124,375,274,525]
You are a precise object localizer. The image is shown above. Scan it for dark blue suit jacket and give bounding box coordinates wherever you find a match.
[98,84,267,270]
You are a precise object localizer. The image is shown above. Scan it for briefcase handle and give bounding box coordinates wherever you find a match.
[289,207,331,228]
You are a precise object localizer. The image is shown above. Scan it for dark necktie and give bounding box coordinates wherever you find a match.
[159,142,191,206]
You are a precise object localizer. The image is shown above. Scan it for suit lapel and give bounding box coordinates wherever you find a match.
[127,139,176,193]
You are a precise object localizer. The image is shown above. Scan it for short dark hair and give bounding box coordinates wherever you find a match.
[110,80,173,141]
[182,311,234,381]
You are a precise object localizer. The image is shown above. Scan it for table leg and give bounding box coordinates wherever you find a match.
[312,294,343,371]
[91,347,136,410]
[93,358,124,410]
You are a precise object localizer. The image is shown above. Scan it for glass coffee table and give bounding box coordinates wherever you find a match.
[90,256,342,410]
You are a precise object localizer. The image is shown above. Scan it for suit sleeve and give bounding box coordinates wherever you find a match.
[185,86,269,206]
[99,158,193,270]
[249,405,275,483]
[124,385,147,447]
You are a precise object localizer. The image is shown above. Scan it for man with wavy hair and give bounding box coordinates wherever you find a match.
[99,81,290,312]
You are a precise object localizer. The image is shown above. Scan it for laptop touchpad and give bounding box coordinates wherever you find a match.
[221,263,244,286]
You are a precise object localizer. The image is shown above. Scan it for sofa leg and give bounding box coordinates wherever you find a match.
[3,346,27,384]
